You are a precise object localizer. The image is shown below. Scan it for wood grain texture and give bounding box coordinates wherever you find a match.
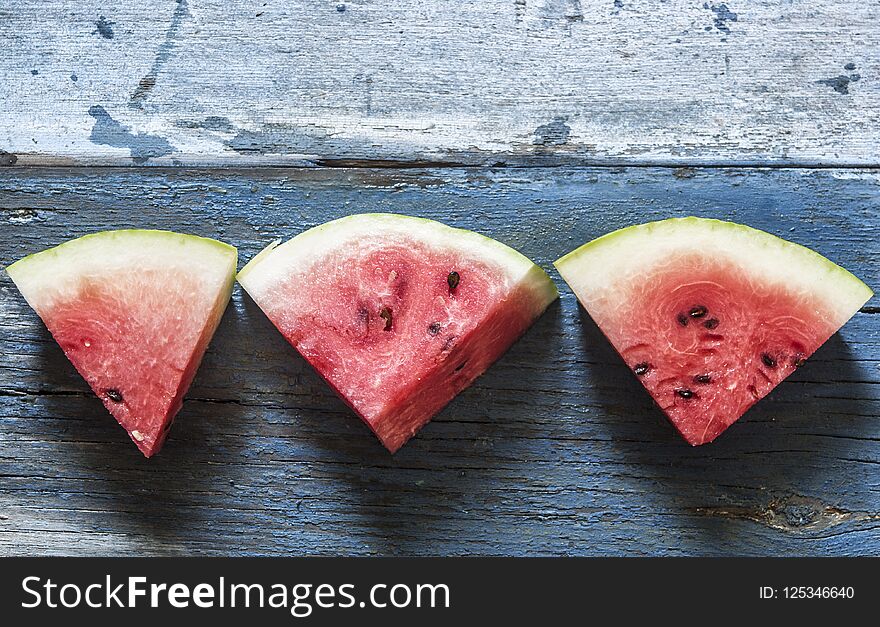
[1,0,878,166]
[0,166,877,556]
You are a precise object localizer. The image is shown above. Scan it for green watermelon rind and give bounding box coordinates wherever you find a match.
[6,229,237,279]
[554,217,873,323]
[238,213,559,308]
[6,230,238,311]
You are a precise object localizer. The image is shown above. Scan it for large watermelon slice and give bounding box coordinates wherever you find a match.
[6,231,237,457]
[555,217,872,445]
[237,213,558,452]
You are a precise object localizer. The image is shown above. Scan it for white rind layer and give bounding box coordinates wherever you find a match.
[6,230,238,314]
[554,217,873,326]
[238,213,558,308]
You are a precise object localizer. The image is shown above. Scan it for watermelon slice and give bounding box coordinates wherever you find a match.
[555,217,872,445]
[6,230,237,457]
[237,213,558,452]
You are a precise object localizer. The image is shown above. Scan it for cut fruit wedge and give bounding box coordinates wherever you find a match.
[6,230,237,457]
[238,213,558,452]
[555,217,872,445]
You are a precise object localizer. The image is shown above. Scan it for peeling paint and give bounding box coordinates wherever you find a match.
[0,151,18,166]
[704,3,738,34]
[94,16,115,39]
[201,116,234,131]
[129,0,191,109]
[533,117,571,146]
[818,74,860,95]
[227,126,303,154]
[177,116,235,132]
[87,105,173,163]
[224,123,468,163]
[1,2,877,167]
[226,123,351,155]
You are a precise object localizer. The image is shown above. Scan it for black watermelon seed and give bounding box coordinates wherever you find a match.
[761,353,777,368]
[454,360,468,372]
[689,305,708,318]
[428,322,441,335]
[106,389,123,403]
[794,355,807,368]
[676,389,694,399]
[693,374,712,384]
[677,313,689,327]
[379,307,393,331]
[633,362,650,376]
[703,318,719,329]
[447,271,460,290]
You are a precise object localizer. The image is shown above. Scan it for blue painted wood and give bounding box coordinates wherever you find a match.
[0,167,877,556]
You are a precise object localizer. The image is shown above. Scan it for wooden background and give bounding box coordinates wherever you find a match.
[0,0,877,556]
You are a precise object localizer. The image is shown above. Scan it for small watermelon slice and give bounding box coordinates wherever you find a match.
[6,231,237,457]
[238,213,558,452]
[555,217,873,445]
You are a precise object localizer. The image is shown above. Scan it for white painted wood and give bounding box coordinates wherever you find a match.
[0,0,878,165]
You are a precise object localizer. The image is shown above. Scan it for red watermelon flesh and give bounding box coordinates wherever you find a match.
[237,214,558,452]
[555,218,872,445]
[6,231,237,457]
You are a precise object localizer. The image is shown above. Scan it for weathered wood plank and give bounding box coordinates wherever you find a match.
[1,1,878,166]
[0,166,877,556]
